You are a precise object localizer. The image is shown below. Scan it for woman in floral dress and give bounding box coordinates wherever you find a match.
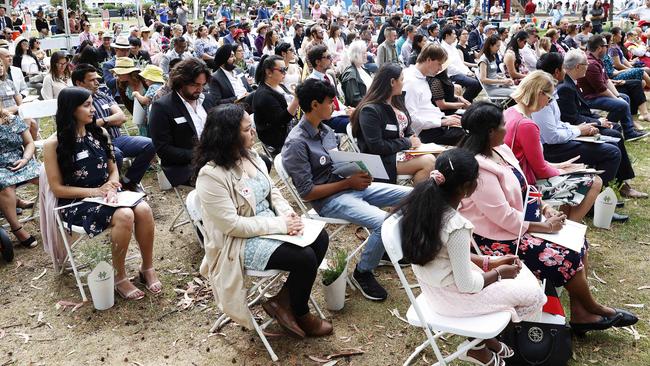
[43,87,161,301]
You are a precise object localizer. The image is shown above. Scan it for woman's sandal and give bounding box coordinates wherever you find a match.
[457,342,505,366]
[492,341,514,359]
[10,226,38,248]
[139,268,163,295]
[114,278,145,300]
[16,199,35,209]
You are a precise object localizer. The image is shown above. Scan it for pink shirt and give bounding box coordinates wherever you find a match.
[503,107,560,185]
[458,145,530,241]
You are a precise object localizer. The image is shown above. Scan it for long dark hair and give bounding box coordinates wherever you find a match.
[350,63,406,136]
[611,27,630,60]
[412,34,426,53]
[193,104,249,175]
[506,31,528,69]
[457,101,503,155]
[49,51,70,81]
[255,54,283,84]
[55,87,114,185]
[12,39,28,69]
[392,148,479,265]
[481,34,500,62]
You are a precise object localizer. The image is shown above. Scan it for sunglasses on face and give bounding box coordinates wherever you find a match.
[273,67,288,74]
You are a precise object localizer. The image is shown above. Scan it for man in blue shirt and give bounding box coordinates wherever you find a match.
[282,79,411,301]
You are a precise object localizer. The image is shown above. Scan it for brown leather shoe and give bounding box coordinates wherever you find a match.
[262,299,305,339]
[296,312,333,337]
[621,183,649,199]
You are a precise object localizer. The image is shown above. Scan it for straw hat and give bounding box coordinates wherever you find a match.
[140,26,151,33]
[256,22,269,33]
[111,57,140,75]
[139,65,165,83]
[111,36,131,49]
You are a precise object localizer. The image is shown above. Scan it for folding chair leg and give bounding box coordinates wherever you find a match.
[309,295,326,319]
[56,217,88,302]
[250,311,279,361]
[404,339,434,366]
[169,188,191,232]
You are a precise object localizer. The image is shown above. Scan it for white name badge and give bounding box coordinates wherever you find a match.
[174,116,187,124]
[75,150,90,161]
[101,104,110,110]
[5,90,14,96]
[385,124,398,131]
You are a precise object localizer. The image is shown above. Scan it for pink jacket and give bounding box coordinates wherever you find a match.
[503,107,559,185]
[458,144,530,241]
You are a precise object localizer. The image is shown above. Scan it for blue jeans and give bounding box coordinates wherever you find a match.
[113,135,156,184]
[586,94,636,138]
[318,183,411,273]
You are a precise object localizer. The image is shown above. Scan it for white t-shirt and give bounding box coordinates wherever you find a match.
[224,69,248,98]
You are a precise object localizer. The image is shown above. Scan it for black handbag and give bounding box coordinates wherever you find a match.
[499,321,572,366]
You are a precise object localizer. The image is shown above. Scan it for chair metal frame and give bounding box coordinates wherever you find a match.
[381,213,512,366]
[473,68,511,104]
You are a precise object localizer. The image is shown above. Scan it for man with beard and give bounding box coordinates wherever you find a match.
[149,59,216,186]
[72,64,155,192]
[208,44,253,105]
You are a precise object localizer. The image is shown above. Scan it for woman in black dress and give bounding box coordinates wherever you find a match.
[44,87,161,301]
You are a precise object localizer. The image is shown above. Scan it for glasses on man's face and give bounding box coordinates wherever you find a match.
[273,67,288,74]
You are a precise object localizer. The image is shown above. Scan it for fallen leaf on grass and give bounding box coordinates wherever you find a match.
[308,355,331,363]
[322,361,338,366]
[29,283,43,290]
[339,336,352,343]
[624,304,645,308]
[326,348,365,359]
[15,332,30,343]
[592,270,607,284]
[15,260,23,269]
[55,300,84,312]
[31,268,47,281]
[388,308,409,324]
[0,329,5,339]
[621,326,642,341]
[637,286,650,290]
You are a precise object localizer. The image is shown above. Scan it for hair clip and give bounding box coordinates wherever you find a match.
[448,159,454,171]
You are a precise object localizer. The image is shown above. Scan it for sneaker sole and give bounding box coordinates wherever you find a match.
[626,134,649,142]
[378,260,409,268]
[350,274,387,301]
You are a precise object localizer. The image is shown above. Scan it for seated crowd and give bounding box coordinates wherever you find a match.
[1,6,649,364]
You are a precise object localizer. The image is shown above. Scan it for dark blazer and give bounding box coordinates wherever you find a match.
[341,65,367,108]
[149,91,216,186]
[557,74,600,125]
[356,103,413,184]
[208,68,253,105]
[0,16,13,32]
[468,28,483,51]
[252,82,294,151]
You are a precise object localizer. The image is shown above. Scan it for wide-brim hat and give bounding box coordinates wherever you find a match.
[139,65,165,83]
[256,22,269,33]
[140,26,151,33]
[111,36,131,49]
[111,57,140,75]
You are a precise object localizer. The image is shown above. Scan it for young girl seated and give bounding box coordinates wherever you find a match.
[396,148,546,366]
[132,65,165,137]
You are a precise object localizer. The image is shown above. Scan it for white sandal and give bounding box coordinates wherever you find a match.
[114,278,145,300]
[139,268,162,295]
[457,341,505,366]
[493,341,514,359]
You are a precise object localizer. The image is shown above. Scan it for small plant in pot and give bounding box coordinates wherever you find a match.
[84,239,115,310]
[322,249,348,311]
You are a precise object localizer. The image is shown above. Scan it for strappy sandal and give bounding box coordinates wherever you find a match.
[139,268,163,295]
[10,226,37,248]
[492,341,514,359]
[458,342,505,366]
[16,199,35,209]
[114,278,145,300]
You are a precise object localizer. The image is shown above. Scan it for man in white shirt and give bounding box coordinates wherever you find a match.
[307,45,351,133]
[440,26,482,102]
[630,0,650,21]
[402,44,465,145]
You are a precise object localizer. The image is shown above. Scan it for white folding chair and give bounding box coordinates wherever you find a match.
[168,185,193,232]
[381,213,512,366]
[345,123,413,185]
[188,188,325,361]
[185,189,206,247]
[473,68,511,104]
[19,99,58,150]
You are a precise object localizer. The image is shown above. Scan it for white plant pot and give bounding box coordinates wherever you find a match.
[157,170,172,191]
[593,187,617,229]
[323,267,347,311]
[87,261,114,311]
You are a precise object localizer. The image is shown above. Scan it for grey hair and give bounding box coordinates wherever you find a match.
[563,49,587,70]
[336,40,368,73]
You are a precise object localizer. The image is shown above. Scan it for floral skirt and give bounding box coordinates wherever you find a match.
[474,233,587,288]
[613,67,645,81]
[536,173,595,207]
[60,201,117,237]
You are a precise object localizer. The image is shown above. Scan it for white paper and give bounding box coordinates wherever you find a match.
[403,142,448,154]
[529,220,587,252]
[328,150,389,180]
[558,168,604,175]
[83,191,146,208]
[574,136,604,144]
[260,219,327,247]
[132,98,146,126]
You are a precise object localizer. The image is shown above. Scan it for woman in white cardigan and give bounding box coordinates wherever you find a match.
[195,104,332,339]
[41,51,72,100]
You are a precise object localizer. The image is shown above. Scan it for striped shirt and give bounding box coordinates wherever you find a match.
[92,90,121,139]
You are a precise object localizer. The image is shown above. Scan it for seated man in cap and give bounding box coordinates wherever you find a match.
[72,63,156,192]
[97,34,115,63]
[222,21,238,45]
[208,44,252,104]
[102,35,132,98]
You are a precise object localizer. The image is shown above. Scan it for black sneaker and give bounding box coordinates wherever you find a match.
[351,268,387,301]
[625,130,649,142]
[0,228,14,263]
[378,252,410,267]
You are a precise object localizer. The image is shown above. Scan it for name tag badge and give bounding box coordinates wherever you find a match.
[75,150,90,161]
[385,124,398,131]
[174,116,187,124]
[240,187,252,198]
[319,156,327,165]
[101,104,110,110]
[5,90,14,96]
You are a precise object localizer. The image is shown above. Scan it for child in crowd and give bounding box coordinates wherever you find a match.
[132,65,165,137]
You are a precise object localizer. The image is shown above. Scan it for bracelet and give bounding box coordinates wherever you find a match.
[494,268,502,282]
[482,256,490,272]
[541,203,549,215]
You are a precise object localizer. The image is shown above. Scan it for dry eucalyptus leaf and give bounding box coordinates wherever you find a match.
[326,348,364,359]
[388,308,409,324]
[322,361,339,366]
[308,355,331,363]
[624,304,645,308]
[31,268,47,281]
[15,332,30,343]
[637,286,650,290]
[592,270,607,284]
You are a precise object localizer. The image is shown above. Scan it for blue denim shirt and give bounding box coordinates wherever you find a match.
[530,90,581,145]
[281,117,342,211]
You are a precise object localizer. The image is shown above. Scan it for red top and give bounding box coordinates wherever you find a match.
[503,107,560,184]
[524,1,536,15]
[577,52,609,100]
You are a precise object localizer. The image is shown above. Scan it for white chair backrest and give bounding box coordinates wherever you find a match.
[19,99,57,120]
[345,123,361,153]
[273,154,311,215]
[185,189,202,223]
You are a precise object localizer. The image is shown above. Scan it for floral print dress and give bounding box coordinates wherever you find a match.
[0,116,40,190]
[59,134,118,237]
[473,166,587,288]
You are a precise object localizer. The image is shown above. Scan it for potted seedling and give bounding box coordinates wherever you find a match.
[322,249,348,311]
[85,240,114,310]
